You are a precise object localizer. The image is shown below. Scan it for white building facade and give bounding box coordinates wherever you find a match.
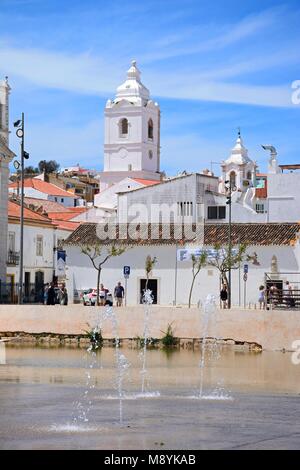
[65,223,300,307]
[6,201,72,302]
[0,78,15,284]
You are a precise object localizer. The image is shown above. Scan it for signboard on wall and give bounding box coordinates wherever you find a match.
[177,247,238,262]
[56,250,66,277]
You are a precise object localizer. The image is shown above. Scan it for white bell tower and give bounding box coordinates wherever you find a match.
[0,77,15,283]
[221,131,256,193]
[101,61,161,188]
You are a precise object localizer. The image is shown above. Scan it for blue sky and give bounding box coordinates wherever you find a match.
[1,0,300,175]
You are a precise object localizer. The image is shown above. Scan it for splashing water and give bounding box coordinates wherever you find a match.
[103,305,131,424]
[139,289,153,395]
[72,347,98,425]
[199,294,217,398]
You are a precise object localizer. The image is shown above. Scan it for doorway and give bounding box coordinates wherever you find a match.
[35,271,44,303]
[139,279,158,304]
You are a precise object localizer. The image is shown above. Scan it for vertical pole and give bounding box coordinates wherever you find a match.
[238,237,241,307]
[174,244,178,306]
[18,113,24,305]
[244,278,247,309]
[228,190,232,309]
[124,277,127,307]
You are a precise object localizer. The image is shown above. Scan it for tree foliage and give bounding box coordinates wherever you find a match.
[38,160,60,174]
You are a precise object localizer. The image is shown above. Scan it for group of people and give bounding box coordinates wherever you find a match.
[261,281,296,309]
[219,280,297,309]
[44,282,68,306]
[99,282,125,307]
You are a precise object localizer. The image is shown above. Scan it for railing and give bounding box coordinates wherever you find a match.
[265,272,300,310]
[0,282,45,304]
[7,251,20,266]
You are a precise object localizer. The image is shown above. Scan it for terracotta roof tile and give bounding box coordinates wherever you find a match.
[132,178,160,186]
[9,178,79,198]
[8,200,53,225]
[65,222,300,247]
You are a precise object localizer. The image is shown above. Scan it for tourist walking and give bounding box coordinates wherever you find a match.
[258,285,266,309]
[114,282,124,307]
[47,282,56,306]
[220,284,228,309]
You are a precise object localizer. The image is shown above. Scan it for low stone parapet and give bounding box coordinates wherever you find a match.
[0,304,299,351]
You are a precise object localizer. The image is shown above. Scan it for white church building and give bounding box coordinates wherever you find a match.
[63,62,300,306]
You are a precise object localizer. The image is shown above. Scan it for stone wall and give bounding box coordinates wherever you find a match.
[0,304,300,351]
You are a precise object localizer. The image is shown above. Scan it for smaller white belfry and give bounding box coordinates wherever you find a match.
[102,60,161,186]
[221,131,256,192]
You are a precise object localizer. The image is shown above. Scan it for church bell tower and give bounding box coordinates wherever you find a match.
[100,61,161,189]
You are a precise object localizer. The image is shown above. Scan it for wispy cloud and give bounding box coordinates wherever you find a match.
[0,40,296,108]
[142,8,280,63]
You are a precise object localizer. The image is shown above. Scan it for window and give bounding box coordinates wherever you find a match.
[256,203,265,214]
[54,197,58,202]
[207,206,226,220]
[247,171,252,180]
[120,118,128,136]
[229,171,236,188]
[61,198,64,203]
[36,235,43,257]
[8,232,15,252]
[148,119,154,139]
[149,150,153,160]
[128,164,132,171]
[177,202,193,217]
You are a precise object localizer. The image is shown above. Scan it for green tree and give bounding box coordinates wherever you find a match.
[188,251,207,308]
[24,166,39,175]
[81,245,126,305]
[145,255,157,291]
[207,243,248,291]
[38,160,60,175]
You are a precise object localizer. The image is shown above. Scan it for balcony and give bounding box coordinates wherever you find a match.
[7,251,20,266]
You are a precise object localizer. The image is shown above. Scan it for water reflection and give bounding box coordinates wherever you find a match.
[0,345,299,394]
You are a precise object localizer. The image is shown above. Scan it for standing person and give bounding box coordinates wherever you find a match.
[47,282,56,306]
[59,283,68,306]
[220,284,228,309]
[269,284,278,308]
[258,285,266,310]
[285,281,293,308]
[114,282,124,307]
[99,283,107,306]
[44,283,49,305]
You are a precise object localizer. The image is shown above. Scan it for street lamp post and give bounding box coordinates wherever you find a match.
[14,114,26,305]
